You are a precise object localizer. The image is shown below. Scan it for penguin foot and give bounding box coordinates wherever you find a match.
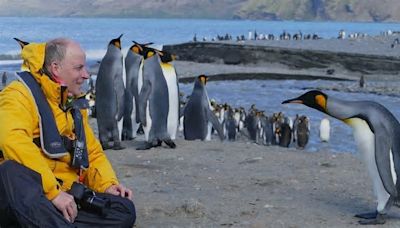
[358,213,386,225]
[163,140,176,149]
[153,140,162,147]
[112,143,125,150]
[136,142,153,150]
[355,211,378,219]
[136,125,144,135]
[101,143,112,150]
[121,132,134,141]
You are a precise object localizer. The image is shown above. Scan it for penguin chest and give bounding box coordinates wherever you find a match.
[346,117,397,202]
[161,63,179,139]
[346,118,375,161]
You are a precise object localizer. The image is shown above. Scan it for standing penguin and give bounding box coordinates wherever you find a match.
[95,34,125,150]
[121,41,153,140]
[183,75,224,141]
[159,49,180,141]
[224,106,237,141]
[319,117,330,142]
[137,49,178,150]
[283,90,400,225]
[295,115,310,149]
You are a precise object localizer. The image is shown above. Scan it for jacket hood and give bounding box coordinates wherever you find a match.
[21,42,46,74]
[20,42,65,105]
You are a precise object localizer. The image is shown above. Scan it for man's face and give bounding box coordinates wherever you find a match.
[52,42,89,96]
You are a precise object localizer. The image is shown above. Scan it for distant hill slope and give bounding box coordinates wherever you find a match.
[0,0,399,22]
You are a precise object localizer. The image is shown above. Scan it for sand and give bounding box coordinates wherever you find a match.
[90,119,400,227]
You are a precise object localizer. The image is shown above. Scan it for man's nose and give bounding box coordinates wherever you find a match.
[82,67,90,79]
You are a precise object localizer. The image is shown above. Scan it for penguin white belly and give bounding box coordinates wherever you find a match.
[179,116,184,132]
[144,101,152,141]
[161,63,179,140]
[206,122,212,141]
[137,60,144,94]
[319,118,330,142]
[348,118,396,212]
[131,98,138,137]
[234,113,240,128]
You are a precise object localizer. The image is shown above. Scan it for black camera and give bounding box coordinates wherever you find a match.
[69,182,111,216]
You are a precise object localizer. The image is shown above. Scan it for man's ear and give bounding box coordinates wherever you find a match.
[49,62,60,77]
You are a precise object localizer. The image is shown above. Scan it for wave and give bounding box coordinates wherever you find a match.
[0,53,21,61]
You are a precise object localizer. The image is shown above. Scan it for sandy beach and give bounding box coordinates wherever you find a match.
[90,37,400,227]
[102,133,400,227]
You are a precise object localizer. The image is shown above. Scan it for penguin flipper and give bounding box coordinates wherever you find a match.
[138,80,152,127]
[206,108,224,140]
[114,76,125,121]
[375,131,397,197]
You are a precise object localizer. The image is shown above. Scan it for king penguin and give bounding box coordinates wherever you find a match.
[121,41,153,140]
[319,117,330,142]
[158,49,180,141]
[183,75,224,141]
[295,115,310,149]
[95,34,125,150]
[282,90,400,225]
[137,49,178,150]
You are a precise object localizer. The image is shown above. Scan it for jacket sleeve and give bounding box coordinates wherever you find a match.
[0,84,61,200]
[82,110,119,193]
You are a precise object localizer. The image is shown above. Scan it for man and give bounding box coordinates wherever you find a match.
[0,38,135,227]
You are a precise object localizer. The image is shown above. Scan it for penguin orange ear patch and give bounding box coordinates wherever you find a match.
[315,95,327,110]
[132,46,140,53]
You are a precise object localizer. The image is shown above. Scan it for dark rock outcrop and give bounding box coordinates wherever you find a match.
[164,42,400,77]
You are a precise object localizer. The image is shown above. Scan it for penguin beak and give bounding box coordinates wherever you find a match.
[282,98,303,104]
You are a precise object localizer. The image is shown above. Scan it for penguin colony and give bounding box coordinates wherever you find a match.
[92,35,314,151]
[91,36,400,225]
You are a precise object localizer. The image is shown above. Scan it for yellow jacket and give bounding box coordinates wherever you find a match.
[0,42,119,200]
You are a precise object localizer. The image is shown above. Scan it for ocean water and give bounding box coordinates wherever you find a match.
[1,17,400,63]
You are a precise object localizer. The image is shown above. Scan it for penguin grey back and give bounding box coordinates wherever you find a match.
[138,54,170,141]
[122,47,143,140]
[95,35,125,149]
[225,107,237,141]
[296,115,310,149]
[278,123,291,147]
[183,76,223,140]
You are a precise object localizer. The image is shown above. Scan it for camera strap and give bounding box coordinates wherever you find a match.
[16,71,89,169]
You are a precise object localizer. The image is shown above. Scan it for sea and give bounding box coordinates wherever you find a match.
[1,17,400,154]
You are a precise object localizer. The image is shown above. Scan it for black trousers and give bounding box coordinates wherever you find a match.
[0,160,136,228]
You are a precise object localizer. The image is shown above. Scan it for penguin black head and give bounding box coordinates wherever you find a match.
[13,37,29,49]
[157,50,176,63]
[142,47,157,59]
[282,90,328,113]
[198,75,208,85]
[130,41,154,55]
[109,34,123,49]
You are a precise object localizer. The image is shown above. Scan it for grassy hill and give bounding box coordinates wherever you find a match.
[0,0,399,22]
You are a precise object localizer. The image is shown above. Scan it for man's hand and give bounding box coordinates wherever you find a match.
[105,184,133,200]
[51,191,78,223]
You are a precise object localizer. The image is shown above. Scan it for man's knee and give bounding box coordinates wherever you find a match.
[108,196,136,227]
[118,198,136,227]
